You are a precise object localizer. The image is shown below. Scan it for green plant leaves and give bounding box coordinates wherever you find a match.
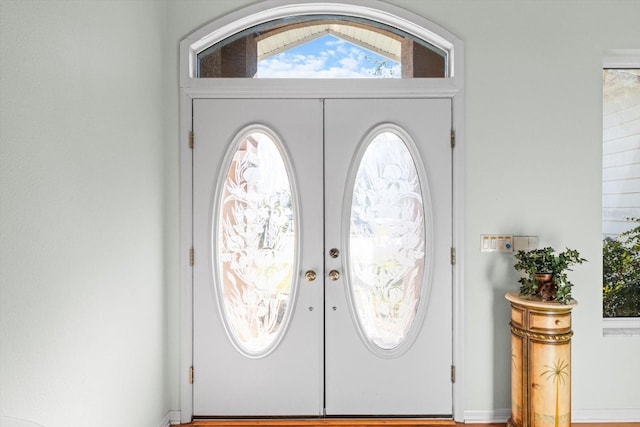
[603,219,640,317]
[514,247,586,304]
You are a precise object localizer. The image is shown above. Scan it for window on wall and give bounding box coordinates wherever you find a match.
[196,17,447,78]
[602,67,640,323]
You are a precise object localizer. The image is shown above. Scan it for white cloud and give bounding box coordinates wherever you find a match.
[339,56,360,71]
[336,44,349,55]
[325,37,346,47]
[258,51,371,78]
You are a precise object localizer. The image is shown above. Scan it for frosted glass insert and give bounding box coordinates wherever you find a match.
[217,131,296,356]
[349,131,426,350]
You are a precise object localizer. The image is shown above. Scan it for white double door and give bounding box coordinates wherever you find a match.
[193,98,452,417]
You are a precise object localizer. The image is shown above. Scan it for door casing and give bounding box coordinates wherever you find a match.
[179,1,465,423]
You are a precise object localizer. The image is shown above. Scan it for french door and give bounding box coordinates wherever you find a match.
[192,98,452,417]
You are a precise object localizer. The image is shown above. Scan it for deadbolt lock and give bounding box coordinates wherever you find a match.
[329,248,340,258]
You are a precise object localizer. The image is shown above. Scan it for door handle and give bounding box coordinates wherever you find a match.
[305,270,317,282]
[328,270,340,281]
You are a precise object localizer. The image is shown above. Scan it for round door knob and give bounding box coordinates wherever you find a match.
[329,270,340,281]
[305,270,317,282]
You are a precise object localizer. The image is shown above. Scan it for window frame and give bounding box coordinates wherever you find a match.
[180,1,459,86]
[602,50,640,336]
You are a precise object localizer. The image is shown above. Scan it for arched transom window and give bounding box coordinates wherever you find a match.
[196,16,447,78]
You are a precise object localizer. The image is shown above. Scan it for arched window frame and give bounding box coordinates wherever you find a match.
[178,1,465,423]
[180,1,463,86]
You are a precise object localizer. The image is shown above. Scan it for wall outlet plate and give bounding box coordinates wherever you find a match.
[513,236,538,252]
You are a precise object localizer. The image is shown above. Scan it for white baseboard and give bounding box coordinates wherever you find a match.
[157,408,639,425]
[156,412,170,427]
[157,410,182,427]
[463,408,640,423]
[463,409,510,423]
[572,409,640,423]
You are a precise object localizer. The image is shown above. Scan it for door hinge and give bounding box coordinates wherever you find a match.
[189,130,194,149]
[189,366,194,384]
[189,247,194,267]
[451,365,456,383]
[450,247,456,265]
[450,129,456,148]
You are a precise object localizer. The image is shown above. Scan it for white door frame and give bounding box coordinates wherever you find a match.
[178,1,465,423]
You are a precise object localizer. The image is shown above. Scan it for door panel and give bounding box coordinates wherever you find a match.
[193,98,452,417]
[193,99,324,416]
[324,99,452,415]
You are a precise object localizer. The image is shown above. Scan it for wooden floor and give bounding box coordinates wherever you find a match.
[178,420,640,427]
[183,421,455,427]
[183,421,456,427]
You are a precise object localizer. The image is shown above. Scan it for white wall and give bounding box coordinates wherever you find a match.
[164,0,640,421]
[0,1,169,426]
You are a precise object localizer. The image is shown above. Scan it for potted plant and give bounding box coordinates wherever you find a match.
[514,247,586,304]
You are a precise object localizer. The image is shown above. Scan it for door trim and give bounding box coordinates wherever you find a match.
[179,2,465,423]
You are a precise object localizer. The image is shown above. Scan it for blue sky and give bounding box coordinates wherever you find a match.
[257,34,400,78]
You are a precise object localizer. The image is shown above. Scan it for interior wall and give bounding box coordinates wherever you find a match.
[164,0,640,420]
[410,0,640,417]
[0,1,169,426]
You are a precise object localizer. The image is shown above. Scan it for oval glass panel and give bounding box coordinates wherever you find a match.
[216,130,297,357]
[348,131,427,351]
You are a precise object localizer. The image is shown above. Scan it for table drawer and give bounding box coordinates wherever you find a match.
[529,312,571,331]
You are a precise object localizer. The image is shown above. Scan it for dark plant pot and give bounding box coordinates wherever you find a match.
[534,273,557,301]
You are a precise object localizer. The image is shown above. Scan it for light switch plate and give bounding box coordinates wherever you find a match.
[481,235,513,252]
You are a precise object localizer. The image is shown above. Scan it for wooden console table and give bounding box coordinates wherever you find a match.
[505,292,576,427]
